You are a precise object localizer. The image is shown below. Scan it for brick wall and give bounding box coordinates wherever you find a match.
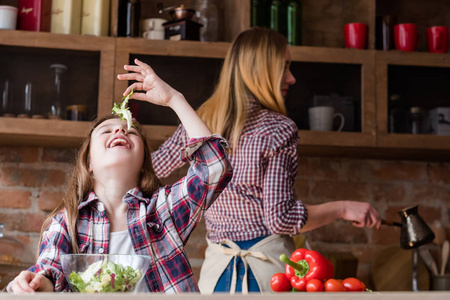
[1,146,449,291]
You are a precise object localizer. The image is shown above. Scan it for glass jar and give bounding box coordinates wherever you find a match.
[1,79,14,117]
[117,0,141,37]
[388,94,407,133]
[49,64,68,120]
[408,107,431,134]
[196,0,219,42]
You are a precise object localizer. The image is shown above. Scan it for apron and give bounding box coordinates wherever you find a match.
[198,235,296,294]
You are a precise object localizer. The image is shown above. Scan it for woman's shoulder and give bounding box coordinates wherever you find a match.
[249,108,298,135]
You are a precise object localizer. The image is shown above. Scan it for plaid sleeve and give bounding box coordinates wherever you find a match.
[262,121,308,236]
[6,212,73,293]
[151,125,190,178]
[169,134,233,243]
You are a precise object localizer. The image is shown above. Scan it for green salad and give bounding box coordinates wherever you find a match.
[68,259,143,293]
[112,89,134,130]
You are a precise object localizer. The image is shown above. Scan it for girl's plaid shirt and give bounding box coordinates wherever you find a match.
[9,135,232,293]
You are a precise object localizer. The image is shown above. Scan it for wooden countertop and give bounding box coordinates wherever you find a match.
[1,292,450,299]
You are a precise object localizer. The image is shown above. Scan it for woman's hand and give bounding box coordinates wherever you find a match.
[9,271,54,293]
[117,59,181,108]
[301,200,381,232]
[342,200,381,229]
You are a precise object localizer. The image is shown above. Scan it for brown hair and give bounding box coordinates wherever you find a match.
[197,27,288,151]
[38,115,162,254]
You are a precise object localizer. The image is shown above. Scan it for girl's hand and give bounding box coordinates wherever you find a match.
[117,59,181,108]
[10,271,54,293]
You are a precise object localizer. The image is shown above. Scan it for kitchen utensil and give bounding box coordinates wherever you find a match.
[157,2,177,14]
[418,247,439,276]
[169,6,196,21]
[156,2,195,21]
[431,274,450,290]
[441,240,449,275]
[399,205,435,249]
[383,205,435,249]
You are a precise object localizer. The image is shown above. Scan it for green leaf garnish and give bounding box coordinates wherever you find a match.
[112,89,134,130]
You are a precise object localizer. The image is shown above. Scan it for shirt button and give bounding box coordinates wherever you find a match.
[98,248,104,254]
[155,224,160,230]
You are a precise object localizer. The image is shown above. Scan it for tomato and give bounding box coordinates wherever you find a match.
[306,279,323,292]
[342,277,366,292]
[270,273,292,292]
[324,279,347,292]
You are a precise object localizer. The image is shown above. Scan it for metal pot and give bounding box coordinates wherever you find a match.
[382,205,435,249]
[169,7,196,21]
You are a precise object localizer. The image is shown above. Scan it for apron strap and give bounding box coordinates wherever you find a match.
[217,241,269,294]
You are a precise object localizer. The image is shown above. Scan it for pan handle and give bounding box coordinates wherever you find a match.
[382,219,403,227]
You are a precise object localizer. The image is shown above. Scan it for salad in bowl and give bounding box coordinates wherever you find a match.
[60,254,151,293]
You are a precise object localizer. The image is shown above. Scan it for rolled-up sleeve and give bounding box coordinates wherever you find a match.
[168,134,233,242]
[262,122,308,235]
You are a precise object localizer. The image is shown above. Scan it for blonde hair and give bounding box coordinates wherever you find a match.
[197,27,288,151]
[38,115,162,254]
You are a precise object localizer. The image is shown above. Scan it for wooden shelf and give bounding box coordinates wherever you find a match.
[0,118,90,148]
[0,0,449,161]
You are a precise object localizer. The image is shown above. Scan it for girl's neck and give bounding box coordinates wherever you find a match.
[93,172,139,211]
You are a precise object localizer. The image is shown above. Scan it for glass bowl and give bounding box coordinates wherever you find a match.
[60,254,151,293]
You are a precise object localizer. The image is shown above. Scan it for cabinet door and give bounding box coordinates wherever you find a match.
[0,30,115,147]
[289,46,376,154]
[376,51,450,159]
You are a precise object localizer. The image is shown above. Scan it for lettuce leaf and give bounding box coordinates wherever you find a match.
[112,89,134,130]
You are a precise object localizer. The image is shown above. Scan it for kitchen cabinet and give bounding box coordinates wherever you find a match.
[0,30,115,147]
[0,0,449,160]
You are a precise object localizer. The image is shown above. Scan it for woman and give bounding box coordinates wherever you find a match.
[150,27,381,293]
[7,59,232,294]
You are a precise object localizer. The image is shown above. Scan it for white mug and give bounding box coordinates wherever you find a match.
[0,5,18,30]
[142,18,166,32]
[143,30,165,40]
[308,106,345,131]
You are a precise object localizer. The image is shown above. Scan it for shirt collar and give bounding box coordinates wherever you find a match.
[248,96,261,110]
[77,187,150,210]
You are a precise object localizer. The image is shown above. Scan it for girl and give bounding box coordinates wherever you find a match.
[7,59,232,294]
[150,27,381,293]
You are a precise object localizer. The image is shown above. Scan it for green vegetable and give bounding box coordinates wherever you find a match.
[68,258,143,293]
[112,89,134,130]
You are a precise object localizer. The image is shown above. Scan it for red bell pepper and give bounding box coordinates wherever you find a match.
[290,275,307,291]
[280,248,334,283]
